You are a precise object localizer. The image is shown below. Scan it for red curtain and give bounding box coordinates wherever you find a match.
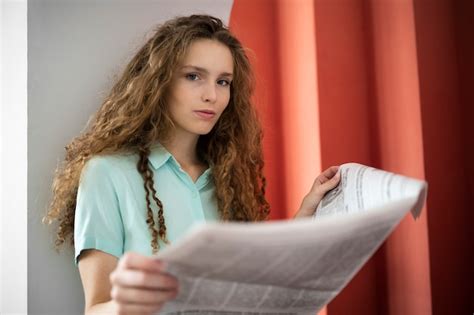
[229,0,474,314]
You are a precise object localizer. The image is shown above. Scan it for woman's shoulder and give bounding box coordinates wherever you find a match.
[82,151,139,178]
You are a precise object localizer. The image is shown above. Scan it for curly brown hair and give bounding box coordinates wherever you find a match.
[43,14,270,254]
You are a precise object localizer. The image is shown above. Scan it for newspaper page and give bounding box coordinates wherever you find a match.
[155,163,427,315]
[315,163,426,219]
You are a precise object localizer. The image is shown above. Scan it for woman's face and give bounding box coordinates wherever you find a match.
[166,39,234,139]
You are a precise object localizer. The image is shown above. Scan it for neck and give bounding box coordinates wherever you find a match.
[161,131,202,167]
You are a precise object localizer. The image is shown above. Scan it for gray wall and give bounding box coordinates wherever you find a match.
[28,1,233,313]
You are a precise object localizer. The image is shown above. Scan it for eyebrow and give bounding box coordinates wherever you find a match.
[181,65,233,77]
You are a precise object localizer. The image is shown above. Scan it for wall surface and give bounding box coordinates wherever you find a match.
[1,0,28,314]
[27,1,233,314]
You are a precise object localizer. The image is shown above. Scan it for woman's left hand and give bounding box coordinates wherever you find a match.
[294,166,341,218]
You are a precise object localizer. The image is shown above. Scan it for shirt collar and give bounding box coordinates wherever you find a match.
[147,143,213,187]
[148,143,172,170]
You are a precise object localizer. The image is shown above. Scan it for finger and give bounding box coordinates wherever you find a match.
[111,286,178,305]
[311,166,339,190]
[118,252,163,273]
[318,166,339,183]
[319,169,341,192]
[110,269,178,290]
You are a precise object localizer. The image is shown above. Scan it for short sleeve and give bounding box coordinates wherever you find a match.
[74,157,125,266]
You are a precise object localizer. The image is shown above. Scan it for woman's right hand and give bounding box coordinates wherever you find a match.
[109,252,179,315]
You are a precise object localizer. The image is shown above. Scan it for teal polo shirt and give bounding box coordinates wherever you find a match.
[73,143,219,265]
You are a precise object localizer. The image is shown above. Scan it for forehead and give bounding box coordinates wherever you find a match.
[180,39,234,74]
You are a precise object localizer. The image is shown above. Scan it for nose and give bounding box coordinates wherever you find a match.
[201,81,217,103]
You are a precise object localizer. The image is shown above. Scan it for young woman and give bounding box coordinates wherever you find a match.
[44,14,340,315]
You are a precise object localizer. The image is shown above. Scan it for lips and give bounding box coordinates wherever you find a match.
[194,110,216,120]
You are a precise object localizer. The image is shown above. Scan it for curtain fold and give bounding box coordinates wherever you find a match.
[276,0,322,219]
[413,0,474,314]
[367,1,432,314]
[229,0,473,314]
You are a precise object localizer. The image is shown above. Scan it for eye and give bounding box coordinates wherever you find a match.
[185,73,200,81]
[217,79,231,87]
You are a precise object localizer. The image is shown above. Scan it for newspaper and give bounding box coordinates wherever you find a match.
[154,163,427,315]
